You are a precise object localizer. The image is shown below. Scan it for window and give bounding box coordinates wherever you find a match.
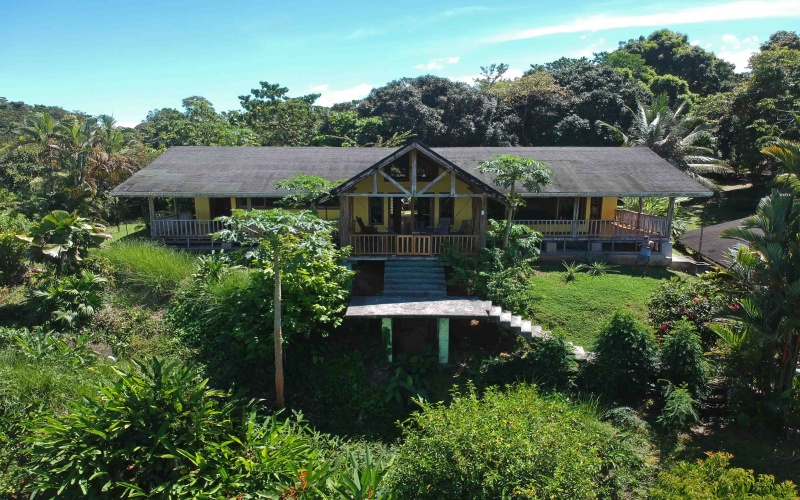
[369,197,384,225]
[417,160,436,180]
[439,197,454,219]
[386,159,409,181]
[236,197,249,209]
[250,197,269,209]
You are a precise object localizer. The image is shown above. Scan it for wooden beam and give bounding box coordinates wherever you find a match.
[636,197,643,231]
[410,149,418,195]
[665,197,675,238]
[339,195,351,247]
[372,172,378,194]
[417,169,450,195]
[438,318,449,364]
[377,170,411,195]
[450,171,456,196]
[148,197,155,238]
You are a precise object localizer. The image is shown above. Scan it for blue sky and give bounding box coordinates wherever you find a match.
[2,0,799,127]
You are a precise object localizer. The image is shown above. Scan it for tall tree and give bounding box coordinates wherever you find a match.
[477,155,552,248]
[214,209,350,409]
[597,94,731,189]
[239,82,321,146]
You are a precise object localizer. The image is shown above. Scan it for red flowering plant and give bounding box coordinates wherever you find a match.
[647,276,729,348]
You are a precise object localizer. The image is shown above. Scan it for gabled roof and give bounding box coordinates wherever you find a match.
[328,141,504,199]
[111,143,713,198]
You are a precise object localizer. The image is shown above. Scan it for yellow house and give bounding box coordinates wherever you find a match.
[111,141,712,262]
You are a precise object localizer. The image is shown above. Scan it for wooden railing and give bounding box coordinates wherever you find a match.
[348,234,478,256]
[514,212,668,239]
[614,209,668,237]
[152,218,225,240]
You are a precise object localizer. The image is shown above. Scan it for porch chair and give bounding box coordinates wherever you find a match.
[452,220,469,235]
[356,216,378,234]
[433,217,452,235]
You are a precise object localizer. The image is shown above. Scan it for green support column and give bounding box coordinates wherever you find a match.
[438,318,450,364]
[382,318,393,362]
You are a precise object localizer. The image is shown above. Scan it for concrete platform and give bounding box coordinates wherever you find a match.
[346,296,492,318]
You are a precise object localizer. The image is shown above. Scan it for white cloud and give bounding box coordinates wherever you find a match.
[414,56,461,70]
[576,37,610,57]
[311,83,373,107]
[484,1,800,43]
[718,34,760,71]
[114,120,140,128]
[690,39,700,46]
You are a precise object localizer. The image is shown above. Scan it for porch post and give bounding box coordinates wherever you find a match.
[382,318,393,362]
[410,149,418,195]
[173,198,179,215]
[438,318,449,364]
[663,196,676,259]
[478,195,488,249]
[636,197,643,232]
[571,196,579,237]
[339,195,351,248]
[148,197,155,238]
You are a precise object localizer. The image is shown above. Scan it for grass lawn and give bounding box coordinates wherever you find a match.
[106,219,148,242]
[522,262,685,348]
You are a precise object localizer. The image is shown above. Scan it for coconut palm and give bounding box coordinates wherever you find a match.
[15,113,62,192]
[597,94,731,190]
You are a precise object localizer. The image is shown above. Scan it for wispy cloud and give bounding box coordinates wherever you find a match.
[484,1,800,43]
[453,67,525,85]
[414,56,461,71]
[576,37,613,58]
[310,83,373,107]
[441,6,490,17]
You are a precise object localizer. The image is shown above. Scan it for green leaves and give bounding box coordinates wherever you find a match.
[18,210,110,274]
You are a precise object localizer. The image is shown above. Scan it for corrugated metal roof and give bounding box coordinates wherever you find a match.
[111,144,713,198]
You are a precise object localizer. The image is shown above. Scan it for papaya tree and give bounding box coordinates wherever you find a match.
[214,209,353,409]
[477,154,551,249]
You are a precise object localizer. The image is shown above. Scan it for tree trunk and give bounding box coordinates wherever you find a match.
[273,245,285,409]
[503,186,516,249]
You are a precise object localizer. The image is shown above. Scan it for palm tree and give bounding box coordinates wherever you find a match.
[597,94,731,190]
[15,113,61,192]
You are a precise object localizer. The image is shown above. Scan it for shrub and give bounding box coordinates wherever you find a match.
[0,233,28,286]
[102,239,195,299]
[650,452,798,499]
[593,310,658,400]
[28,270,107,328]
[26,357,337,498]
[657,383,699,440]
[479,336,578,391]
[648,276,726,347]
[386,384,649,499]
[561,260,586,283]
[659,320,710,399]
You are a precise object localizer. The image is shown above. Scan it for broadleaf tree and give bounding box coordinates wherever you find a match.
[214,209,353,409]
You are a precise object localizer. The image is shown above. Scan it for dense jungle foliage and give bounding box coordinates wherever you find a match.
[1,28,800,498]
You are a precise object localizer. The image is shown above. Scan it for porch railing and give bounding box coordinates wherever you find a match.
[152,218,225,240]
[514,211,667,239]
[349,234,478,256]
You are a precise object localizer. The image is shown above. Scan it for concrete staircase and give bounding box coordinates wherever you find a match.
[486,304,591,361]
[383,260,447,297]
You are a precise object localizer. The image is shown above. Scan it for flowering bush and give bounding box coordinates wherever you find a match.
[647,277,727,347]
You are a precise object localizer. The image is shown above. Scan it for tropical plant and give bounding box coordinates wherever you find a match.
[274,173,342,210]
[477,154,552,248]
[214,209,353,409]
[26,357,339,498]
[597,94,732,190]
[586,261,618,277]
[479,336,578,391]
[17,210,110,274]
[0,232,28,285]
[561,260,586,283]
[102,239,196,299]
[28,270,108,328]
[647,276,727,347]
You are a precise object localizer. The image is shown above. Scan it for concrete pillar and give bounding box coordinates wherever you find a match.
[438,318,449,364]
[382,318,393,362]
[591,241,603,253]
[148,197,155,238]
[545,241,557,253]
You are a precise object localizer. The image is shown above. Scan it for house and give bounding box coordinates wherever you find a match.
[679,218,749,267]
[111,141,712,264]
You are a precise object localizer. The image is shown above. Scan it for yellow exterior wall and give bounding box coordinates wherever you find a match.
[195,197,211,219]
[601,197,617,220]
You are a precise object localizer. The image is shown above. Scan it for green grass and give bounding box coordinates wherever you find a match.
[520,262,684,347]
[102,240,196,300]
[105,220,148,242]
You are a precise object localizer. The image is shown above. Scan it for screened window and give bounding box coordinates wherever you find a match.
[439,197,454,219]
[235,197,249,209]
[369,197,384,225]
[386,159,409,181]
